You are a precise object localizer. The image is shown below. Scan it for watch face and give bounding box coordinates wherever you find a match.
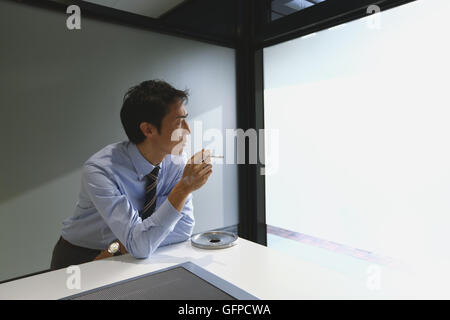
[108,242,120,254]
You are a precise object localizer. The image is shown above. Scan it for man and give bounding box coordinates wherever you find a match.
[50,80,212,270]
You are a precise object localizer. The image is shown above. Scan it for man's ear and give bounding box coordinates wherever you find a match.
[139,122,156,139]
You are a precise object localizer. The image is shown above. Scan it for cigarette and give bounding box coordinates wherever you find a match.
[210,155,224,158]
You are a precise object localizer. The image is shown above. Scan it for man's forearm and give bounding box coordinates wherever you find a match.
[168,182,191,212]
[94,182,191,262]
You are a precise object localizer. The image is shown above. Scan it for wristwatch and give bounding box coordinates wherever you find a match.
[107,240,121,256]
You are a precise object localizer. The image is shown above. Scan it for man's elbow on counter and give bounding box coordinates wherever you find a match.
[184,224,195,240]
[177,231,193,243]
[177,223,195,243]
[126,223,194,259]
[126,238,158,260]
[127,244,156,260]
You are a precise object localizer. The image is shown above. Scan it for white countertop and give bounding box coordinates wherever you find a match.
[0,237,446,299]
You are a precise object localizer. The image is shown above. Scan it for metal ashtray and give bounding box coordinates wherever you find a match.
[191,231,238,249]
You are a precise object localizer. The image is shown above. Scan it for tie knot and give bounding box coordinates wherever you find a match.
[147,166,160,180]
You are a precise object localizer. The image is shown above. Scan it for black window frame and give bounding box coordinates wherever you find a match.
[238,0,417,246]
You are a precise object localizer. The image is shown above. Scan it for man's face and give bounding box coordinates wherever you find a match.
[156,100,191,155]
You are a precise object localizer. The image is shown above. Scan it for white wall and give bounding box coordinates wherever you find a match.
[0,0,237,281]
[264,0,450,266]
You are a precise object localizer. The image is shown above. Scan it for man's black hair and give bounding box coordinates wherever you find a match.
[120,80,189,144]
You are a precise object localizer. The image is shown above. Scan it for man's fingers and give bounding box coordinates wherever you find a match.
[203,154,211,164]
[187,149,213,165]
[198,149,212,164]
[195,150,204,164]
[187,149,203,164]
[202,169,213,180]
[191,162,207,173]
[203,149,211,160]
[198,163,213,176]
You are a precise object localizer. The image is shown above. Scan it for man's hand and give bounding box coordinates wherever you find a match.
[180,149,213,193]
[168,149,213,212]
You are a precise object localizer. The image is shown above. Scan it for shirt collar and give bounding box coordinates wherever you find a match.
[127,142,163,181]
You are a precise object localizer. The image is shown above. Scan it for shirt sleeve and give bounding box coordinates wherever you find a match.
[159,193,194,247]
[159,162,195,247]
[81,164,183,259]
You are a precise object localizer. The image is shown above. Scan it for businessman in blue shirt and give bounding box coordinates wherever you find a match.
[50,80,213,270]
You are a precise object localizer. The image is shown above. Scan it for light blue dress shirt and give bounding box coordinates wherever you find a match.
[61,141,194,259]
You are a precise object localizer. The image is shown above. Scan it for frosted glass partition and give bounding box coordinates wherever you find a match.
[264,0,450,265]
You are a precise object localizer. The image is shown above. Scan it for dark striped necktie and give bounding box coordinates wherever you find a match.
[140,166,160,220]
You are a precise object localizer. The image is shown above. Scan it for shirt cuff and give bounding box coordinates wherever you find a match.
[143,198,183,232]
